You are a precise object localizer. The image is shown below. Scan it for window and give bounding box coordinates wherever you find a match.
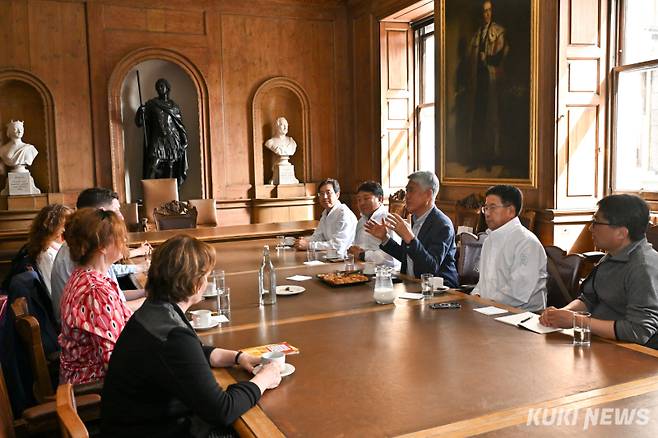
[611,0,658,194]
[413,19,435,172]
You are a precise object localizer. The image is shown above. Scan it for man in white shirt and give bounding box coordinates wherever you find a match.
[473,185,547,311]
[347,181,401,269]
[294,178,357,256]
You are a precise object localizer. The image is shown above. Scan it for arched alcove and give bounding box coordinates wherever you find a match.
[252,77,311,193]
[0,69,58,194]
[108,48,210,203]
[120,60,200,202]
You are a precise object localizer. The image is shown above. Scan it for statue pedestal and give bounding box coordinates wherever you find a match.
[271,156,299,185]
[2,172,41,196]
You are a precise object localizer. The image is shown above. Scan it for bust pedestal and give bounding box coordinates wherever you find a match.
[271,156,299,185]
[1,171,41,196]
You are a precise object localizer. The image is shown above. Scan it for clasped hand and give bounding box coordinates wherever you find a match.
[364,213,414,244]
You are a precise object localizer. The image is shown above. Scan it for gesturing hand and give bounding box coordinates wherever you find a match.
[385,213,414,244]
[364,219,388,242]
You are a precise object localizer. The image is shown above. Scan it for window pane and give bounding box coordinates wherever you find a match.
[614,67,658,192]
[417,105,435,172]
[621,0,658,65]
[422,34,435,104]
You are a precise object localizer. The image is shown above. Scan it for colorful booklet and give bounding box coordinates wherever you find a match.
[242,341,300,356]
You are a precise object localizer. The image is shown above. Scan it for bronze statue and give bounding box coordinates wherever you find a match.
[135,78,188,186]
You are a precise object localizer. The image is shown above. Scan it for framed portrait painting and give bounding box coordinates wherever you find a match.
[438,0,538,186]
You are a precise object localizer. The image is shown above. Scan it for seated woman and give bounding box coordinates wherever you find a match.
[101,235,281,438]
[59,208,132,385]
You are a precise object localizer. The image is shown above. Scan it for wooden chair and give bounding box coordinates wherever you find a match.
[120,202,140,232]
[188,199,218,227]
[0,366,99,438]
[388,189,408,218]
[14,313,54,403]
[153,201,198,231]
[544,246,586,308]
[646,224,658,251]
[455,205,485,234]
[56,383,88,438]
[457,232,488,286]
[519,209,537,233]
[141,178,179,223]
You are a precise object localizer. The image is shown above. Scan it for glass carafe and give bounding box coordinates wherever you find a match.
[373,266,396,304]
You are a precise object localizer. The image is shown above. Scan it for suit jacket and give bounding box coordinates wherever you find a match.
[380,206,458,287]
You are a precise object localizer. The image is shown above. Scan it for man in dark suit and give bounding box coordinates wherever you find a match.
[365,171,458,287]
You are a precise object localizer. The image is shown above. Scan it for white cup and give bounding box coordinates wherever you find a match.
[363,261,376,275]
[190,309,212,326]
[261,351,286,372]
[432,277,444,290]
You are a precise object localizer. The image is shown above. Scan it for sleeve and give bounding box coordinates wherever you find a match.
[111,263,138,277]
[312,209,357,254]
[614,263,658,345]
[495,239,546,307]
[380,237,406,264]
[577,269,600,311]
[160,328,261,427]
[406,218,454,277]
[365,232,401,268]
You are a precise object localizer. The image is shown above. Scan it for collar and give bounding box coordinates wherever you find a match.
[487,216,521,237]
[324,200,342,216]
[412,206,434,226]
[606,238,647,263]
[362,204,385,220]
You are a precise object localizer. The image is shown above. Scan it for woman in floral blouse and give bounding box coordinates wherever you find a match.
[59,208,132,385]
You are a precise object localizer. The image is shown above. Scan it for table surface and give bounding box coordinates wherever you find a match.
[181,238,658,437]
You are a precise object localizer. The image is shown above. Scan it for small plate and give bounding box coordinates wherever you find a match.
[190,319,220,330]
[434,286,449,292]
[253,363,296,377]
[276,285,305,296]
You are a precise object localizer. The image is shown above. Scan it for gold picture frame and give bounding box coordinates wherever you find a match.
[438,0,539,187]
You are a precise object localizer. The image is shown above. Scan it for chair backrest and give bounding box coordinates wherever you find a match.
[544,246,585,308]
[457,232,488,286]
[120,203,140,232]
[56,383,88,438]
[0,366,16,438]
[455,205,485,234]
[647,224,658,251]
[141,179,179,222]
[188,199,218,227]
[10,297,27,319]
[519,209,537,233]
[388,189,408,218]
[14,314,54,403]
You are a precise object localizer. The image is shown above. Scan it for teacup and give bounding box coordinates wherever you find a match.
[190,309,212,326]
[363,261,376,275]
[432,277,444,290]
[261,351,286,372]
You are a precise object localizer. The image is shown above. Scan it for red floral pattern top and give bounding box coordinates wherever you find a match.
[59,267,132,384]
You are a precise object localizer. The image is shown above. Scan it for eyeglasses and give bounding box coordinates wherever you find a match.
[480,204,510,213]
[590,217,615,227]
[317,191,335,198]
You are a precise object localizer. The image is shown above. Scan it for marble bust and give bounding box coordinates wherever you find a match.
[0,120,40,194]
[263,117,299,185]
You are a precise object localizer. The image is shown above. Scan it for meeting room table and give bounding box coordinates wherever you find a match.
[137,235,658,436]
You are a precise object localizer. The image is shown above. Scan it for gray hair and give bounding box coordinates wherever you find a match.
[408,171,439,199]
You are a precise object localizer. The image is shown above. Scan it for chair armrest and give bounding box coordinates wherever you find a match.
[21,393,101,435]
[73,380,104,395]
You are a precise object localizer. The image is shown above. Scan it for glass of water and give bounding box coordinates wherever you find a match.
[218,287,231,322]
[573,311,591,347]
[421,273,433,299]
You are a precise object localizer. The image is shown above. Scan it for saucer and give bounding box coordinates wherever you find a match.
[433,286,449,292]
[276,285,305,296]
[203,290,218,298]
[191,319,219,330]
[253,363,296,377]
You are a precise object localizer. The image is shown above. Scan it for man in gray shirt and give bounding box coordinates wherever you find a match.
[540,194,658,349]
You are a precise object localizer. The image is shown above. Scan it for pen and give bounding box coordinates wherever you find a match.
[519,316,533,324]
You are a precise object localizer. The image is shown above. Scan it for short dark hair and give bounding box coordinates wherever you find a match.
[318,178,340,194]
[485,185,523,216]
[76,188,119,209]
[146,235,216,303]
[597,194,649,241]
[357,181,384,199]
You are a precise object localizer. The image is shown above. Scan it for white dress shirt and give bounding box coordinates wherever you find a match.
[407,207,432,277]
[354,204,401,269]
[310,201,358,256]
[36,241,62,296]
[473,217,547,311]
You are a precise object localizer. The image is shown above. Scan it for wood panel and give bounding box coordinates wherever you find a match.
[556,0,607,209]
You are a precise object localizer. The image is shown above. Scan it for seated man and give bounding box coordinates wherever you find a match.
[51,188,150,323]
[365,171,458,286]
[540,194,658,348]
[348,181,401,269]
[295,178,357,256]
[472,185,547,311]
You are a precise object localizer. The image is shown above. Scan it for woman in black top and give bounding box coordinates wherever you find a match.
[100,235,280,438]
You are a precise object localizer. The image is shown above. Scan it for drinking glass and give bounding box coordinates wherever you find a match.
[573,311,591,347]
[345,253,356,272]
[307,241,317,262]
[421,273,433,299]
[218,287,231,321]
[276,235,285,249]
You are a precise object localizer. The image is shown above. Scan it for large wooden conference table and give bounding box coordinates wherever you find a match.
[179,238,658,437]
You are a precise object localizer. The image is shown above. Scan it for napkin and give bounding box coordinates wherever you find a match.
[286,275,313,281]
[473,306,508,316]
[398,292,424,300]
[303,260,325,266]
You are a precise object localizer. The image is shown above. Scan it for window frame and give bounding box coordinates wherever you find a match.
[412,17,435,172]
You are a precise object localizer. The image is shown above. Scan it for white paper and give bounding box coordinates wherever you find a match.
[457,225,473,235]
[494,312,562,334]
[286,275,312,281]
[473,306,508,316]
[212,315,229,323]
[398,292,424,300]
[303,260,325,266]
